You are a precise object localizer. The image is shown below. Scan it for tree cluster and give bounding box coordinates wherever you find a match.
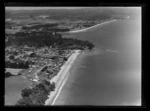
[6,31,61,47]
[6,31,94,50]
[5,71,21,78]
[5,71,14,78]
[56,38,94,50]
[5,60,30,69]
[16,80,55,106]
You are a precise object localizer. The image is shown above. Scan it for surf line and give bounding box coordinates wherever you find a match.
[51,50,80,105]
[51,72,69,105]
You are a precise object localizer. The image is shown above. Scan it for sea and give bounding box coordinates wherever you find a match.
[54,15,141,106]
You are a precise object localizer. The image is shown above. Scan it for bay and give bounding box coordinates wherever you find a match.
[54,16,141,106]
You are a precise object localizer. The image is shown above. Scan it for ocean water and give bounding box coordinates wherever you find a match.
[54,16,141,106]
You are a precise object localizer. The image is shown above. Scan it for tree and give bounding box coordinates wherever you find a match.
[29,52,36,57]
[63,57,68,61]
[18,73,21,75]
[49,82,55,91]
[33,91,48,105]
[14,51,18,55]
[21,88,32,97]
[5,72,12,78]
[16,97,33,106]
[37,80,51,93]
[9,55,14,60]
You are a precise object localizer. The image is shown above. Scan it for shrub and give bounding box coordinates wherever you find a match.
[49,82,55,91]
[5,72,13,78]
[16,80,56,105]
[21,88,32,97]
[16,97,34,106]
[9,55,14,60]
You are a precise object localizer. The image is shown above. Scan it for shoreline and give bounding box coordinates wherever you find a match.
[45,50,80,105]
[66,19,117,33]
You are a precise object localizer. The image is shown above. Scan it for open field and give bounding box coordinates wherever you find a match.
[5,76,31,105]
[5,68,23,75]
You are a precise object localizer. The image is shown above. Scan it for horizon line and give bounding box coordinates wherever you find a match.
[5,7,87,10]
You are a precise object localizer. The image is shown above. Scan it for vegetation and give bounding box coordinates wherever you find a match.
[5,70,21,78]
[16,97,34,106]
[5,72,14,78]
[5,60,30,69]
[6,31,94,50]
[16,80,55,106]
[63,57,68,61]
[22,23,70,32]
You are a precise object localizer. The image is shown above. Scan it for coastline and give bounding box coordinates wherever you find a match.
[66,19,117,33]
[45,50,80,105]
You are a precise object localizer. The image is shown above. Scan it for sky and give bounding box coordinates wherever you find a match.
[5,7,85,10]
[5,7,141,12]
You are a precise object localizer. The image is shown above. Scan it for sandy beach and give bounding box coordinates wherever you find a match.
[66,19,117,33]
[45,50,80,105]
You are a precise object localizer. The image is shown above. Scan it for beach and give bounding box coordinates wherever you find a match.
[66,19,117,33]
[45,50,80,105]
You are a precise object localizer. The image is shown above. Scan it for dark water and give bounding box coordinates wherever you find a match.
[55,16,141,105]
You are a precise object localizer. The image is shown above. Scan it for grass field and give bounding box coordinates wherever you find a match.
[5,75,31,105]
[5,68,23,75]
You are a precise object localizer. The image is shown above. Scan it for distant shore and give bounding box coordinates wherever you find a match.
[45,50,80,105]
[66,19,117,33]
